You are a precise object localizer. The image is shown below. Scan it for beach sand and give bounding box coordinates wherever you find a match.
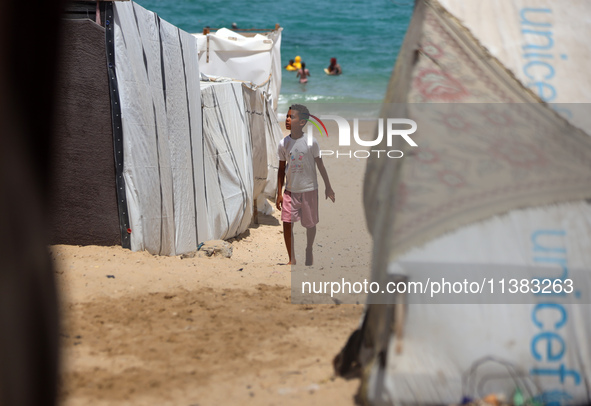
[56,120,378,405]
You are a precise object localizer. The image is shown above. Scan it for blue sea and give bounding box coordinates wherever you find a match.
[135,0,413,115]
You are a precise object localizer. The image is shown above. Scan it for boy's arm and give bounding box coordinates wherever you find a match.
[314,157,335,202]
[276,160,286,210]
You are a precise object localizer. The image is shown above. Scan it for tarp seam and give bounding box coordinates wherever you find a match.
[157,15,167,113]
[178,27,200,245]
[212,89,249,232]
[131,4,150,83]
[152,103,164,255]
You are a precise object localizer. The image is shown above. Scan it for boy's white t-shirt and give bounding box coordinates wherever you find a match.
[277,134,320,193]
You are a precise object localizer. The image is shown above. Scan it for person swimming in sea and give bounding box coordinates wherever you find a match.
[285,59,297,71]
[297,62,310,84]
[326,57,342,75]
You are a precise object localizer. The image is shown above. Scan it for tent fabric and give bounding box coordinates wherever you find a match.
[53,2,280,252]
[193,28,283,110]
[364,0,591,270]
[437,0,591,133]
[345,0,591,404]
[364,203,591,404]
[263,92,283,199]
[112,2,280,252]
[242,84,269,201]
[266,28,283,111]
[113,1,204,255]
[241,83,283,203]
[201,81,254,241]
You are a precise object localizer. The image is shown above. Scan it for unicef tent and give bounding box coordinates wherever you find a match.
[335,0,591,404]
[436,0,591,134]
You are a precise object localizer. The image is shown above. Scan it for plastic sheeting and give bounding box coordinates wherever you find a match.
[200,81,254,241]
[365,203,591,404]
[437,0,591,134]
[113,1,205,255]
[243,85,268,201]
[242,84,284,203]
[267,29,283,111]
[263,91,283,200]
[364,0,591,264]
[111,2,282,254]
[198,80,283,239]
[346,0,591,404]
[194,28,283,110]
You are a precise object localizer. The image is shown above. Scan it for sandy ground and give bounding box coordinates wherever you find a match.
[55,120,377,405]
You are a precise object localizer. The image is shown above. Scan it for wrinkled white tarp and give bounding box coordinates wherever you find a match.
[263,91,283,200]
[242,83,283,205]
[242,85,268,201]
[112,3,282,253]
[193,28,282,110]
[200,81,254,241]
[113,1,205,255]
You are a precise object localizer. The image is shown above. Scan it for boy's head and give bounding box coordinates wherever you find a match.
[287,104,309,133]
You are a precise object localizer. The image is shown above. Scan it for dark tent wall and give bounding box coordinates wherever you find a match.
[50,19,120,246]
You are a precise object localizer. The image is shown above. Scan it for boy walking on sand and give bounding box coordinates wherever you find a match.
[276,104,335,265]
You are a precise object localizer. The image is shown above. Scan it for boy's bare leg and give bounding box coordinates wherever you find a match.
[305,226,316,266]
[283,222,295,265]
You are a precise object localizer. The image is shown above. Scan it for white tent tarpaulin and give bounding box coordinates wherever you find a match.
[199,78,283,240]
[193,28,282,110]
[243,84,269,201]
[242,83,284,203]
[262,90,283,200]
[110,3,283,254]
[338,0,591,404]
[113,1,206,255]
[200,81,254,241]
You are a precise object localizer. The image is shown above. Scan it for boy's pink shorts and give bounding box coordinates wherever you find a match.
[281,190,319,228]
